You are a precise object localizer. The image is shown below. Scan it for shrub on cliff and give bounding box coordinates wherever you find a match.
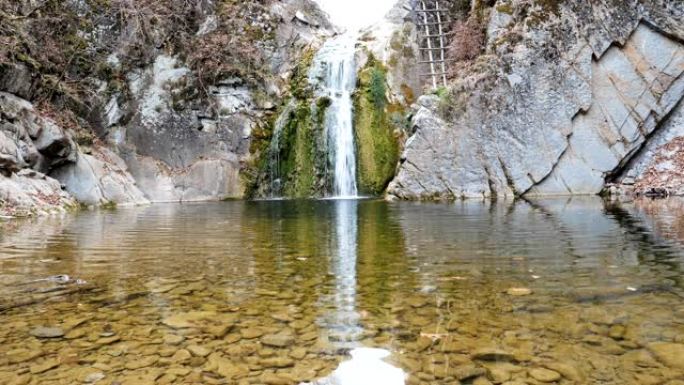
[0,0,279,133]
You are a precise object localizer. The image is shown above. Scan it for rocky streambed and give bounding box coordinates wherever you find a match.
[0,199,683,385]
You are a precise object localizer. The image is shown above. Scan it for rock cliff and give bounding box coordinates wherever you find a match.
[0,0,333,215]
[388,0,684,200]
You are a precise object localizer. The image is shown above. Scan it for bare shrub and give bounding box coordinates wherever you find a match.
[447,16,485,63]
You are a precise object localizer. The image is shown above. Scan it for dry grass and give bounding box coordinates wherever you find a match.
[0,0,277,132]
[447,15,486,77]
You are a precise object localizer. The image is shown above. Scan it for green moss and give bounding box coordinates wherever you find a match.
[534,0,563,15]
[496,4,514,14]
[278,102,317,197]
[353,55,402,195]
[245,44,330,198]
[101,201,117,210]
[289,48,316,100]
[15,53,41,70]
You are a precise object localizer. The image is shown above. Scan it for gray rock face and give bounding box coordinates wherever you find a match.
[357,0,422,105]
[0,63,35,100]
[51,147,149,206]
[101,0,334,202]
[387,0,684,200]
[0,0,334,212]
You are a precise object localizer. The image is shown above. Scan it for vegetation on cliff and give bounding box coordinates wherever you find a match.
[353,55,404,195]
[0,0,280,136]
[246,48,331,198]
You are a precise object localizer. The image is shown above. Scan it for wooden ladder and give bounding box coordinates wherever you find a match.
[412,0,450,89]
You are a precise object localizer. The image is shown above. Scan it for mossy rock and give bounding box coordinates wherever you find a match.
[275,101,329,198]
[353,55,402,195]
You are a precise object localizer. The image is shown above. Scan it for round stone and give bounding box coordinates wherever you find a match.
[529,368,561,382]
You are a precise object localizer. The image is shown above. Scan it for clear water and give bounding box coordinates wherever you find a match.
[310,34,359,198]
[1,198,684,385]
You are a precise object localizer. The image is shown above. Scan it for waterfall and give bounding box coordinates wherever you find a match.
[311,34,359,198]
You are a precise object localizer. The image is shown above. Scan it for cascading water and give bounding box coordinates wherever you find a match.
[310,34,359,198]
[267,101,296,198]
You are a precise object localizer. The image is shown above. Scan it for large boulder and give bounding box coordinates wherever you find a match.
[0,130,23,173]
[0,92,77,173]
[0,169,75,217]
[51,147,149,206]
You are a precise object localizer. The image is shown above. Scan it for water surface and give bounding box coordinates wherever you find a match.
[1,198,684,385]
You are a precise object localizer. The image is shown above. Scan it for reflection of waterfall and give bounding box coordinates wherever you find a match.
[311,34,359,198]
[327,199,362,345]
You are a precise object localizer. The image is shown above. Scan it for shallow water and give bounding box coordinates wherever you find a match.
[1,198,684,385]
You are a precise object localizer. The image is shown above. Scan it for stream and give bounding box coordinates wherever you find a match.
[1,198,684,384]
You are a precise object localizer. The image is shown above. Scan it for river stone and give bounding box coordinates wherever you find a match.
[125,355,159,370]
[290,347,307,360]
[162,311,215,329]
[83,372,106,383]
[240,327,265,339]
[29,358,60,374]
[171,349,191,363]
[472,348,518,363]
[260,372,295,385]
[65,329,88,339]
[163,335,185,345]
[206,354,249,379]
[261,356,295,368]
[506,288,532,296]
[453,365,487,381]
[544,362,583,382]
[488,366,512,383]
[529,368,561,382]
[291,362,319,382]
[7,348,43,364]
[96,336,121,345]
[204,323,233,338]
[473,377,494,385]
[187,344,211,357]
[30,326,64,338]
[261,333,294,348]
[290,319,312,330]
[647,342,684,369]
[407,296,428,308]
[271,312,294,322]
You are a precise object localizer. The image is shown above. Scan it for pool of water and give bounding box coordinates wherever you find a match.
[1,198,684,384]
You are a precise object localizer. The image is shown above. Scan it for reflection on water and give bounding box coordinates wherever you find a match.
[307,348,406,385]
[0,198,683,385]
[325,199,362,346]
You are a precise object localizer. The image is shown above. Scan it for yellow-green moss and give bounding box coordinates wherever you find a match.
[496,4,514,14]
[278,102,321,197]
[353,55,402,195]
[246,45,325,198]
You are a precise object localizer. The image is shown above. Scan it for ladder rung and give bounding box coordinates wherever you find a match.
[421,33,450,38]
[419,59,454,63]
[416,21,446,26]
[413,9,450,12]
[420,72,450,77]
